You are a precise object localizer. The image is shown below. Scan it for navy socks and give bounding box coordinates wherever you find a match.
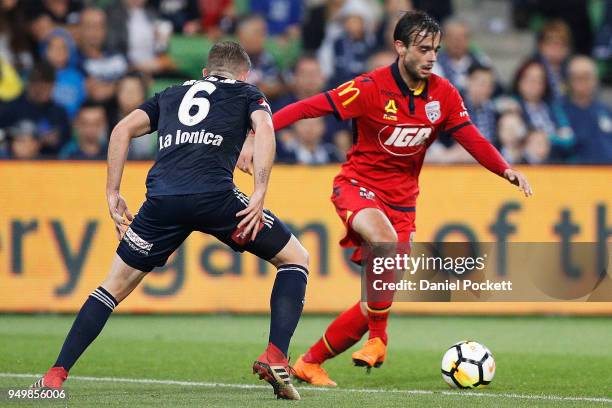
[268,264,308,357]
[54,287,118,370]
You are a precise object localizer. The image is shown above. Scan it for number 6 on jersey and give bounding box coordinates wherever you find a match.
[178,81,217,126]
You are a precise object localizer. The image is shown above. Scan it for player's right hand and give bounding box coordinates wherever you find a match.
[236,189,266,241]
[237,132,255,175]
[107,191,134,240]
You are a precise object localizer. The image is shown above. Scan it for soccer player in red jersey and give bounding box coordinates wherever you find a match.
[239,10,532,386]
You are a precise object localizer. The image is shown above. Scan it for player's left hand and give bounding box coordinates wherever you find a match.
[236,189,266,241]
[107,191,134,240]
[503,169,533,197]
[237,132,255,175]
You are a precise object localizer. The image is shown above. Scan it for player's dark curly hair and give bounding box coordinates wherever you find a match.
[393,10,442,46]
[207,41,252,76]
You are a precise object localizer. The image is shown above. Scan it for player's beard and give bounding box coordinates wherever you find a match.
[402,56,427,82]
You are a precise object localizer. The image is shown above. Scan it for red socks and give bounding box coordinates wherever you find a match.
[303,302,368,364]
[366,302,391,345]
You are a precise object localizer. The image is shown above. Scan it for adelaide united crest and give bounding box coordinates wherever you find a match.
[425,101,441,123]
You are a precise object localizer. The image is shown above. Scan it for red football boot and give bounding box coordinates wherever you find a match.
[253,343,300,400]
[31,367,68,389]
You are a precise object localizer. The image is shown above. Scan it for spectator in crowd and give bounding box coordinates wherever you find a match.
[273,54,324,111]
[113,73,155,159]
[33,0,82,25]
[375,0,413,51]
[562,56,612,164]
[277,117,342,164]
[593,0,612,65]
[250,0,302,38]
[274,54,352,151]
[463,65,497,142]
[533,20,572,100]
[512,0,592,55]
[367,49,396,71]
[59,101,108,160]
[426,64,498,165]
[0,56,23,101]
[0,0,33,74]
[327,1,378,87]
[317,0,381,81]
[27,10,57,45]
[41,28,86,119]
[150,0,200,34]
[433,18,492,94]
[0,130,7,158]
[512,59,574,162]
[77,8,128,105]
[497,111,528,164]
[300,0,345,52]
[6,120,42,160]
[412,0,453,25]
[0,61,71,156]
[425,135,473,164]
[198,0,236,41]
[522,129,550,164]
[237,14,285,100]
[106,0,176,75]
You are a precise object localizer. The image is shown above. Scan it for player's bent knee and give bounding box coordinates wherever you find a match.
[352,208,397,243]
[270,235,309,269]
[101,255,147,303]
[366,227,398,244]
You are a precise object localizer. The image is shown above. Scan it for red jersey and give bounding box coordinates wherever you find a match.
[272,62,509,208]
[325,64,471,207]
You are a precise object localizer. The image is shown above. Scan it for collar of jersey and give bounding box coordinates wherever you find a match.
[205,74,234,81]
[390,60,429,100]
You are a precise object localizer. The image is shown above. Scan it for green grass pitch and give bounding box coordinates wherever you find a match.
[0,314,611,407]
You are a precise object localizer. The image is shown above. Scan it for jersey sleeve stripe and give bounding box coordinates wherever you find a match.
[324,91,342,120]
[445,121,472,135]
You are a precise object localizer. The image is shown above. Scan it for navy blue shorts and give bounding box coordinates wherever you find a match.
[116,188,292,272]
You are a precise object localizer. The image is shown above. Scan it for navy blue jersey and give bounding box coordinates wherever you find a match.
[138,75,271,196]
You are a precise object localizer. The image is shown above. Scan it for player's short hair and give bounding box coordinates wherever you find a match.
[393,10,441,46]
[206,41,252,76]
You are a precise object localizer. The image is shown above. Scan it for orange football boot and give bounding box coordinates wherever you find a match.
[351,338,386,371]
[292,355,337,386]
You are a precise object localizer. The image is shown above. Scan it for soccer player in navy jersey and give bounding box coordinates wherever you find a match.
[32,41,307,400]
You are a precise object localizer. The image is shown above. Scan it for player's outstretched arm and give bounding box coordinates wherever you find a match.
[106,109,151,239]
[452,123,533,197]
[272,92,334,131]
[236,110,276,240]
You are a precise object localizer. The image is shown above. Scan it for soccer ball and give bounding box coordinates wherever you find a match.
[441,340,495,389]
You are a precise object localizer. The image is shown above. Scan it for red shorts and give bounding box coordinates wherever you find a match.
[331,177,416,264]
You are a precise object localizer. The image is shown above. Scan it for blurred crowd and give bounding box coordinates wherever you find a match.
[0,0,611,164]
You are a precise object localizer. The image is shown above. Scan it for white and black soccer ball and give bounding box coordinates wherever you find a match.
[441,340,495,389]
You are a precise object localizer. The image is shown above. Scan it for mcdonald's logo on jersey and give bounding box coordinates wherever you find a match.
[336,80,360,107]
